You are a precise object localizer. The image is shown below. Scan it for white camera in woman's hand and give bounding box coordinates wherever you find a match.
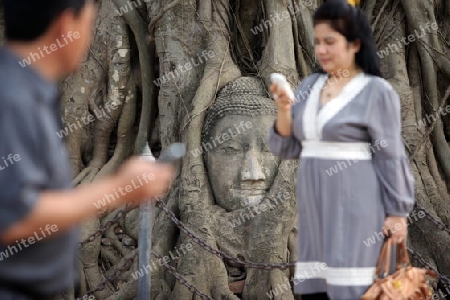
[270,73,294,100]
[270,73,294,112]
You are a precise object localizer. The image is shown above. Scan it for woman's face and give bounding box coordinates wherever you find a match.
[314,22,360,74]
[205,115,280,212]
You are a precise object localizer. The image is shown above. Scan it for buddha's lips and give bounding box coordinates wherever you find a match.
[233,189,266,196]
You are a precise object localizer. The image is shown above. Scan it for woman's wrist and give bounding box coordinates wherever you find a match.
[275,117,292,137]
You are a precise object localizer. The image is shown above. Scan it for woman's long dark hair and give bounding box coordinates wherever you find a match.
[313,0,382,77]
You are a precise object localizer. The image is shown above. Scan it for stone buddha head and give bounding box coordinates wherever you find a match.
[202,77,280,212]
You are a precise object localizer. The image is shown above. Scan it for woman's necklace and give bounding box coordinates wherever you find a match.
[322,70,362,102]
[323,81,333,99]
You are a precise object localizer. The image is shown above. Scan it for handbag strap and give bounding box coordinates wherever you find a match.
[376,239,412,276]
[375,237,392,278]
[396,240,411,269]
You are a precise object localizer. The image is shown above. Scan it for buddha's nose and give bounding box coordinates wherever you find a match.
[241,149,265,182]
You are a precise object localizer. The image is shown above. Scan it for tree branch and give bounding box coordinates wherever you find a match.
[113,0,156,155]
[148,0,183,41]
[411,86,450,160]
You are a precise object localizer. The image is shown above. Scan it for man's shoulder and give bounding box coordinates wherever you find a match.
[0,47,34,92]
[0,57,35,110]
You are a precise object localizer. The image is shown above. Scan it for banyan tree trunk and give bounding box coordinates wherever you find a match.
[0,0,449,299]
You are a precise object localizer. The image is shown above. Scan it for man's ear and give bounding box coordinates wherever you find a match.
[52,9,76,39]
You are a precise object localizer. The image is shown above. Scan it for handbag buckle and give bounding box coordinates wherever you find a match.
[393,280,401,289]
[399,262,409,269]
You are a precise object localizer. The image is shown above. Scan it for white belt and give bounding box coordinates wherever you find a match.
[301,140,372,160]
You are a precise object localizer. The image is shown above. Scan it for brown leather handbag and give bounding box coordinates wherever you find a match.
[361,237,437,300]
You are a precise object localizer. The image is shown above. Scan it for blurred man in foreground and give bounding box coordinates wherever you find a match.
[0,0,174,299]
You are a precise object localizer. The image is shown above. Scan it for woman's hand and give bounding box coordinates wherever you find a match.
[270,83,293,112]
[383,216,408,244]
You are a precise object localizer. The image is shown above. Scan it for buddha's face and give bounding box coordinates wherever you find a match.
[205,115,280,211]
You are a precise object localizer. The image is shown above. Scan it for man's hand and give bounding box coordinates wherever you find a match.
[1,157,175,244]
[383,216,408,244]
[115,157,175,204]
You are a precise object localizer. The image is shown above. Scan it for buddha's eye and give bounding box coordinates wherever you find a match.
[218,142,242,154]
[222,145,240,152]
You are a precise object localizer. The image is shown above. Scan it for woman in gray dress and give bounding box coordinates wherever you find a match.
[268,0,415,299]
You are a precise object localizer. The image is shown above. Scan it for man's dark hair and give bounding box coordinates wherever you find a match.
[4,0,88,42]
[313,0,382,77]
